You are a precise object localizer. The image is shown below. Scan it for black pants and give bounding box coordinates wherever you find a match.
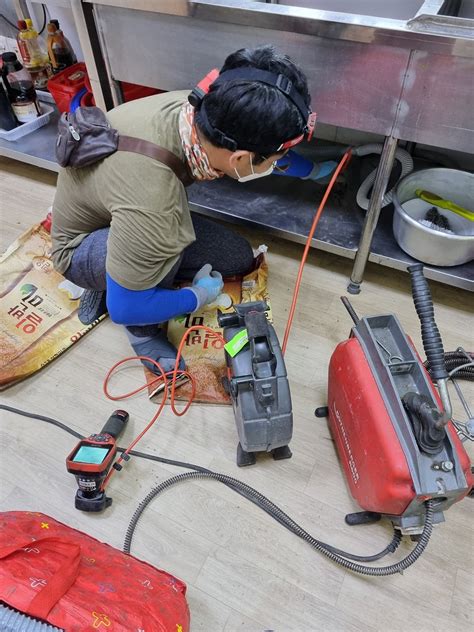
[64,213,254,291]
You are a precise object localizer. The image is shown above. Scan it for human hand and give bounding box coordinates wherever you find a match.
[304,160,338,182]
[189,263,224,309]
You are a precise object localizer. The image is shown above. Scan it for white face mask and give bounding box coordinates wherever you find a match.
[234,155,275,183]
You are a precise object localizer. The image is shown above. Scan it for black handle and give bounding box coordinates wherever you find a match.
[217,310,240,328]
[101,410,129,439]
[407,264,448,381]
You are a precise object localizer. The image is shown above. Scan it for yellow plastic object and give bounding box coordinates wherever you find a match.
[415,189,474,222]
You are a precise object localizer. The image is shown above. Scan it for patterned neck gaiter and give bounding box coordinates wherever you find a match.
[178,102,223,181]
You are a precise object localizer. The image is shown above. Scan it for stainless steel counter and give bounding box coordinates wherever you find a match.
[0,107,59,172]
[87,0,474,153]
[6,0,473,291]
[187,171,474,291]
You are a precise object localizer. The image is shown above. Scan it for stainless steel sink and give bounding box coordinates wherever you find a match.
[89,0,473,152]
[273,0,425,20]
[262,0,474,22]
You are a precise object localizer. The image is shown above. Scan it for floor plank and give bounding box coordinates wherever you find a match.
[1,158,472,631]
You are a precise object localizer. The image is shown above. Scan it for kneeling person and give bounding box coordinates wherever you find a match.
[51,45,313,374]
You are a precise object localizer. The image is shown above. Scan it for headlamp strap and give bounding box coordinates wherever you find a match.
[189,67,316,152]
[190,67,310,123]
[197,103,238,152]
[190,68,220,107]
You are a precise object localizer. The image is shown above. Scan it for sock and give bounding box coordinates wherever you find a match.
[125,328,185,374]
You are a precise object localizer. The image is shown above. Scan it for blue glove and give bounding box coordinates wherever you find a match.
[274,152,338,182]
[304,160,338,182]
[275,150,313,178]
[188,264,224,309]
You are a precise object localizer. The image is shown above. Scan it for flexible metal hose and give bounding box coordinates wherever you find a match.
[353,143,414,210]
[0,603,62,631]
[425,351,474,382]
[124,471,433,577]
[408,264,452,421]
[409,264,448,382]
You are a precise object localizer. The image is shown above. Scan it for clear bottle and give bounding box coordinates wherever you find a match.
[47,22,76,73]
[1,52,41,123]
[18,18,52,90]
[16,20,31,67]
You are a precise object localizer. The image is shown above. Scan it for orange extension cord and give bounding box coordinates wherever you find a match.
[281,148,352,353]
[101,149,352,490]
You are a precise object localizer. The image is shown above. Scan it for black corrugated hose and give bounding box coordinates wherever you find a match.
[408,264,449,382]
[424,350,474,382]
[2,403,432,576]
[124,471,434,577]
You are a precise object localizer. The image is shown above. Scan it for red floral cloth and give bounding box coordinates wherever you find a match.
[0,511,190,631]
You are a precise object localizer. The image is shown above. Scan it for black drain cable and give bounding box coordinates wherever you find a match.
[424,349,474,382]
[2,403,439,576]
[125,471,433,576]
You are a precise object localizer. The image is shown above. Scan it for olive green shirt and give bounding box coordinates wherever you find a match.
[51,90,195,290]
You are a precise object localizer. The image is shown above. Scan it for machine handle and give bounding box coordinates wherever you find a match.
[101,410,129,439]
[407,264,448,381]
[217,310,240,328]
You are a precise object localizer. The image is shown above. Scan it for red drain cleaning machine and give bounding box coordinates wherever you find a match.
[317,264,473,533]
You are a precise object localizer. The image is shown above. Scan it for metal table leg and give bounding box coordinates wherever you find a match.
[70,0,116,111]
[347,135,399,294]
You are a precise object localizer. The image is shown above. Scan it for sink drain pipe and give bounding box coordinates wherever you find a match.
[353,143,414,210]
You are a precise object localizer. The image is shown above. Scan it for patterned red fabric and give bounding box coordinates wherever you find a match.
[0,512,190,631]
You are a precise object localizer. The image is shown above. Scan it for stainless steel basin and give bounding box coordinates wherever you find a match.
[393,169,474,267]
[274,0,425,20]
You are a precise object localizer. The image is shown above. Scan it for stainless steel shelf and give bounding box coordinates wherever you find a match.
[0,108,60,172]
[2,126,472,291]
[187,173,474,292]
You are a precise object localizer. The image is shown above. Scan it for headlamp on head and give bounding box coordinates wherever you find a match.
[189,67,316,154]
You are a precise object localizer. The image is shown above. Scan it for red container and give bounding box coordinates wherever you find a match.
[47,61,87,112]
[80,91,94,107]
[327,336,473,516]
[83,73,162,105]
[49,61,163,111]
[121,80,161,101]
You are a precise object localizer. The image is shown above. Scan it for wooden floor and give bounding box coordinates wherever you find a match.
[1,156,473,631]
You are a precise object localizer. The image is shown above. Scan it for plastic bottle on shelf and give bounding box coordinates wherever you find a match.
[50,20,77,65]
[16,20,31,67]
[1,52,42,123]
[0,80,19,131]
[16,18,51,91]
[47,21,76,73]
[24,18,52,89]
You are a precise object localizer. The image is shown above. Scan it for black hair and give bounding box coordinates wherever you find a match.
[195,45,311,163]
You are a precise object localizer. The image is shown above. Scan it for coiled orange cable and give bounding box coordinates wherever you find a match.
[101,327,225,490]
[101,149,351,489]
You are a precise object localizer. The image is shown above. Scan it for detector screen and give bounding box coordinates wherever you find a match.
[72,445,110,464]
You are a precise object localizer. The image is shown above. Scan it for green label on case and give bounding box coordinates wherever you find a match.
[224,329,249,357]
